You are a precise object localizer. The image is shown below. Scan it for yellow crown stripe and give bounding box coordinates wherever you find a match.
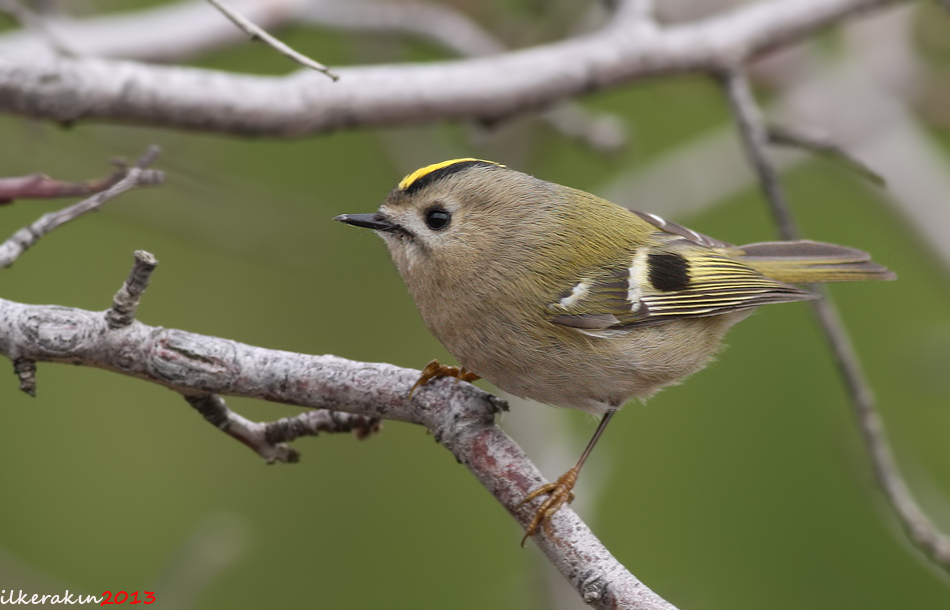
[398,158,500,191]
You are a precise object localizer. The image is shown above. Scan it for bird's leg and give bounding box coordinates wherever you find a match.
[519,410,616,546]
[408,359,480,398]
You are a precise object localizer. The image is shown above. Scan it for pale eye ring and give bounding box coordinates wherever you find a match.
[424,206,451,231]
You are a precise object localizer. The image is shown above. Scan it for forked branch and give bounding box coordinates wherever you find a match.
[0,146,164,269]
[0,0,906,136]
[0,290,675,609]
[0,146,676,606]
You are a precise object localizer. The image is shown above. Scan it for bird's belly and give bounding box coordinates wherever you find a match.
[438,314,746,414]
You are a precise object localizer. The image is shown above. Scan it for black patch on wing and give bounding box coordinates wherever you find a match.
[648,252,690,291]
[402,160,498,195]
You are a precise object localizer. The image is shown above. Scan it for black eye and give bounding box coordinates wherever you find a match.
[424,207,451,231]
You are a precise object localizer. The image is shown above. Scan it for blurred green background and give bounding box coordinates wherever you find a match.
[1,1,950,608]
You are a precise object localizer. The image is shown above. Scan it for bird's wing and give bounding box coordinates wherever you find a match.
[627,209,735,249]
[548,243,816,331]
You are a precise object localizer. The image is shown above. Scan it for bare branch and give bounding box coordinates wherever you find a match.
[0,148,164,269]
[185,393,299,463]
[0,148,674,607]
[722,71,800,238]
[0,0,905,136]
[0,0,624,151]
[134,145,163,169]
[184,393,381,463]
[206,0,338,81]
[0,0,569,62]
[107,250,159,330]
[766,124,886,187]
[265,408,381,443]
[723,67,950,572]
[0,0,299,62]
[0,164,128,204]
[0,291,676,609]
[302,0,626,151]
[600,15,950,272]
[810,290,950,566]
[0,0,498,63]
[301,0,507,58]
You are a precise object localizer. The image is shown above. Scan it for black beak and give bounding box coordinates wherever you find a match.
[334,212,399,232]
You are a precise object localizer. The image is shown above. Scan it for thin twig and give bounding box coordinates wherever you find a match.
[185,393,299,463]
[309,0,628,152]
[723,67,950,571]
[767,124,886,187]
[206,0,338,81]
[0,0,904,136]
[0,292,677,609]
[184,393,379,463]
[0,146,163,269]
[0,164,128,204]
[722,71,801,238]
[810,290,950,564]
[107,250,159,329]
[265,409,381,444]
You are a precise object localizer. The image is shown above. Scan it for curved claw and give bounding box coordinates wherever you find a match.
[519,466,579,547]
[407,359,480,398]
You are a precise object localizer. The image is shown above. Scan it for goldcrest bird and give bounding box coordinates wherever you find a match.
[335,158,895,544]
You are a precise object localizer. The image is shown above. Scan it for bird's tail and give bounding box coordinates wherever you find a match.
[738,240,896,284]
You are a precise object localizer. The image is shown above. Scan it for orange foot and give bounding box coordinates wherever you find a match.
[408,359,480,398]
[519,465,580,546]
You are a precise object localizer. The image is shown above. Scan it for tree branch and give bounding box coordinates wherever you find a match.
[205,0,338,81]
[308,0,629,151]
[722,71,801,238]
[0,2,933,604]
[0,154,674,605]
[183,393,380,463]
[106,250,159,330]
[723,69,950,571]
[101,250,385,462]
[0,0,628,151]
[0,292,676,610]
[766,123,886,187]
[299,0,508,59]
[0,0,505,65]
[0,164,129,204]
[0,147,164,269]
[0,0,904,136]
